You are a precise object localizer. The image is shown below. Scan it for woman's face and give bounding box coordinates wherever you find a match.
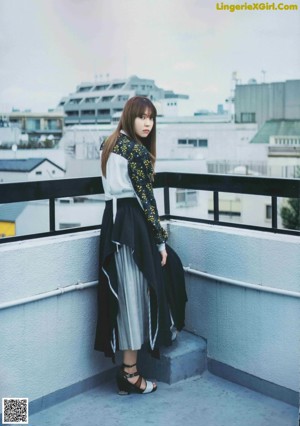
[134,109,154,138]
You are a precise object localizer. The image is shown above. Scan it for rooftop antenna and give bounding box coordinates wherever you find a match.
[261,70,266,83]
[227,71,238,123]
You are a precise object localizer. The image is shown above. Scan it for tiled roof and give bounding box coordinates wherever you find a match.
[0,158,65,172]
[251,119,300,144]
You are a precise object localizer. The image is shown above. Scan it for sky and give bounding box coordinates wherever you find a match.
[0,0,299,113]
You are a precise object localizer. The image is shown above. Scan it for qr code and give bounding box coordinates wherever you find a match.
[2,398,28,424]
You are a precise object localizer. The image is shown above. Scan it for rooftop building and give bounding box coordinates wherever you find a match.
[234,79,300,129]
[0,111,64,145]
[58,75,189,126]
[250,119,300,178]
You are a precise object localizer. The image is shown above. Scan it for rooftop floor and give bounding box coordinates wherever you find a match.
[29,371,297,426]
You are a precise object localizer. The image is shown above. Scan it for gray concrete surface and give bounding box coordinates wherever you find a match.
[139,331,207,384]
[28,371,298,426]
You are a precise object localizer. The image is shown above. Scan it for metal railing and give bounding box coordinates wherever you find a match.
[0,173,299,243]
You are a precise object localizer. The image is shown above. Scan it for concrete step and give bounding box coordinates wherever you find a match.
[139,330,207,384]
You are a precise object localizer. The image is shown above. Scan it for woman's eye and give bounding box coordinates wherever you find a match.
[140,115,153,120]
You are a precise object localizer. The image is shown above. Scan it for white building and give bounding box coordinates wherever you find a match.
[59,117,260,170]
[251,119,300,178]
[0,199,106,239]
[0,158,65,182]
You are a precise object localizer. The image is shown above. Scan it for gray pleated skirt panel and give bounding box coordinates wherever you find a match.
[115,244,150,350]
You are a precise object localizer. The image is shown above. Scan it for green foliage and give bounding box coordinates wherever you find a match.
[280,167,300,230]
[280,198,300,230]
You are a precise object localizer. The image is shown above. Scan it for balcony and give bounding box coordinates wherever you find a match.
[0,174,299,426]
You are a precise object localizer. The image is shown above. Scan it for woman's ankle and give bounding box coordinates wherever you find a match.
[123,364,137,374]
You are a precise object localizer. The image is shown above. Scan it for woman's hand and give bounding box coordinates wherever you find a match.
[160,249,168,266]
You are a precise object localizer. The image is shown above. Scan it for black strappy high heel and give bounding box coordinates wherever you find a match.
[116,362,157,395]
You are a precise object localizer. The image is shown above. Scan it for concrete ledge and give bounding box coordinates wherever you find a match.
[28,367,117,416]
[208,358,299,407]
[139,331,207,384]
[28,331,206,416]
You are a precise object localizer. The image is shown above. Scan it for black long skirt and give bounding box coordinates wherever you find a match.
[94,197,187,361]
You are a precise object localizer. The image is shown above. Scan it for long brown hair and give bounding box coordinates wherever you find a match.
[101,96,157,177]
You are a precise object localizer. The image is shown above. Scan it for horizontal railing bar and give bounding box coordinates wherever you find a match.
[0,177,103,203]
[154,173,300,198]
[0,225,101,244]
[184,266,300,298]
[0,174,299,204]
[0,280,99,311]
[2,264,299,311]
[0,173,299,243]
[161,215,300,236]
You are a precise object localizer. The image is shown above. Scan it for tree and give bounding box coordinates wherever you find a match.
[280,198,300,230]
[280,167,300,230]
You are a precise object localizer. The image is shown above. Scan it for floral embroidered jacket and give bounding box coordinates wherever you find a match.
[100,133,168,247]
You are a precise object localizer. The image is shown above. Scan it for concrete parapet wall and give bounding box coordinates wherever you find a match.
[167,222,300,396]
[0,223,299,410]
[0,231,117,408]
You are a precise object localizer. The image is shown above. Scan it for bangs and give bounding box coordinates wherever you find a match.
[133,97,157,119]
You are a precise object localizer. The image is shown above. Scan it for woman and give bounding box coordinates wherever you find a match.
[94,96,187,395]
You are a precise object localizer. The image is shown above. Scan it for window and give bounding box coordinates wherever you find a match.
[241,113,256,123]
[78,87,92,92]
[84,97,99,103]
[102,96,114,102]
[94,84,109,91]
[198,139,208,147]
[176,189,198,207]
[66,111,79,116]
[68,98,82,104]
[59,223,81,229]
[47,119,61,130]
[266,205,272,220]
[81,110,95,116]
[97,109,110,115]
[117,95,129,101]
[177,139,208,147]
[26,119,40,131]
[111,83,125,89]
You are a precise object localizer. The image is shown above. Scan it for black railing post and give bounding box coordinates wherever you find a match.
[49,198,55,232]
[213,191,219,222]
[271,196,278,229]
[164,187,170,216]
